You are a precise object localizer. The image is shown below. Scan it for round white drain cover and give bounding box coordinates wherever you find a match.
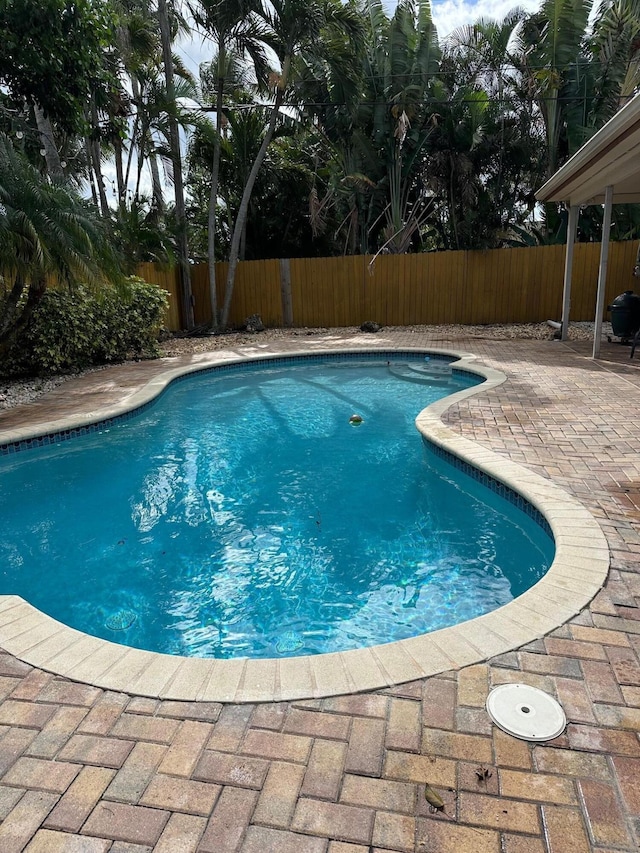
[486,684,566,742]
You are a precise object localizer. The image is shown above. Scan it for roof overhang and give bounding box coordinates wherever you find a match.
[536,93,640,206]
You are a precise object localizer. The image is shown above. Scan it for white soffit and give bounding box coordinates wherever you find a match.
[536,93,640,206]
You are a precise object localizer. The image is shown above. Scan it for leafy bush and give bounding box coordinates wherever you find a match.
[0,277,168,376]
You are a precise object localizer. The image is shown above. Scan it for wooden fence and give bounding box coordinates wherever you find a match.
[137,241,640,332]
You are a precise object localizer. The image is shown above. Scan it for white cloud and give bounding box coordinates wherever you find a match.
[431,0,539,41]
[178,36,211,82]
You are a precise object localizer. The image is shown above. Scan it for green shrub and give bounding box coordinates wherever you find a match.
[0,277,168,376]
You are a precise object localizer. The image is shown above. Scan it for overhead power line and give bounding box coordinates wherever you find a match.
[198,93,629,111]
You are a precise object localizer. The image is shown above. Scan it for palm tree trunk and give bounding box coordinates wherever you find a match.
[158,0,194,330]
[135,148,145,201]
[134,121,150,202]
[208,71,225,329]
[124,77,143,204]
[89,98,110,217]
[85,136,100,208]
[92,138,110,217]
[0,274,47,354]
[123,115,139,203]
[114,138,125,205]
[220,83,286,329]
[496,75,505,216]
[240,220,247,261]
[449,154,460,250]
[0,273,27,343]
[149,148,164,211]
[33,104,63,180]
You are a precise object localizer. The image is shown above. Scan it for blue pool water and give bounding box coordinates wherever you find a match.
[0,355,554,658]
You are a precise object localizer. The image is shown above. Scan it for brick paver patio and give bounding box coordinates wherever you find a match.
[0,329,639,852]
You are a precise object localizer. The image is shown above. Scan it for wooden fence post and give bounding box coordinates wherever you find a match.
[280,258,293,327]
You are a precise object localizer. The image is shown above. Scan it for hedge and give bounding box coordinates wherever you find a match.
[1,277,168,376]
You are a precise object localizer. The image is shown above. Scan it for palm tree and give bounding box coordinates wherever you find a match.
[218,0,363,328]
[305,0,441,255]
[445,9,526,210]
[0,136,122,354]
[516,0,593,180]
[364,0,441,253]
[432,8,549,248]
[130,63,199,206]
[158,0,194,329]
[112,2,161,206]
[447,9,525,90]
[85,92,112,217]
[513,0,640,240]
[189,0,269,327]
[589,0,640,123]
[195,102,320,259]
[110,196,176,272]
[424,87,493,249]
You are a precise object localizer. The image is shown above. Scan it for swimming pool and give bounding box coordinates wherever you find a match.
[0,352,554,659]
[0,346,609,701]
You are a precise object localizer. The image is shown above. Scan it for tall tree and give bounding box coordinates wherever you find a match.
[302,0,442,255]
[218,0,363,328]
[517,0,593,180]
[589,0,640,122]
[357,0,441,254]
[189,0,269,328]
[432,9,542,248]
[445,9,527,214]
[158,0,194,329]
[111,2,159,206]
[0,0,112,180]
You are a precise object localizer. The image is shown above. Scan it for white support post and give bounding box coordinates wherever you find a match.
[561,205,579,341]
[592,185,614,359]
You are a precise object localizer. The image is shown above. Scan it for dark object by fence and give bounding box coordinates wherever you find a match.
[607,291,640,342]
[245,313,265,332]
[360,321,382,333]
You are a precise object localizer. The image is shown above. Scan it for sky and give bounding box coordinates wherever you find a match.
[430,0,539,42]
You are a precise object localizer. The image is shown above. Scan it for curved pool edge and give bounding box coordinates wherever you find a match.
[0,346,610,702]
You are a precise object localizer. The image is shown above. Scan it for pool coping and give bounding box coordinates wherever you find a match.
[0,347,610,702]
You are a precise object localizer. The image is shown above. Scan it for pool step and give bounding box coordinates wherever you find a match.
[387,362,453,386]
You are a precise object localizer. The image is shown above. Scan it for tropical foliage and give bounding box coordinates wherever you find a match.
[1,277,168,375]
[2,0,640,333]
[0,135,122,355]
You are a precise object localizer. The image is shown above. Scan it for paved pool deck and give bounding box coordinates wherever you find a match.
[0,329,638,852]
